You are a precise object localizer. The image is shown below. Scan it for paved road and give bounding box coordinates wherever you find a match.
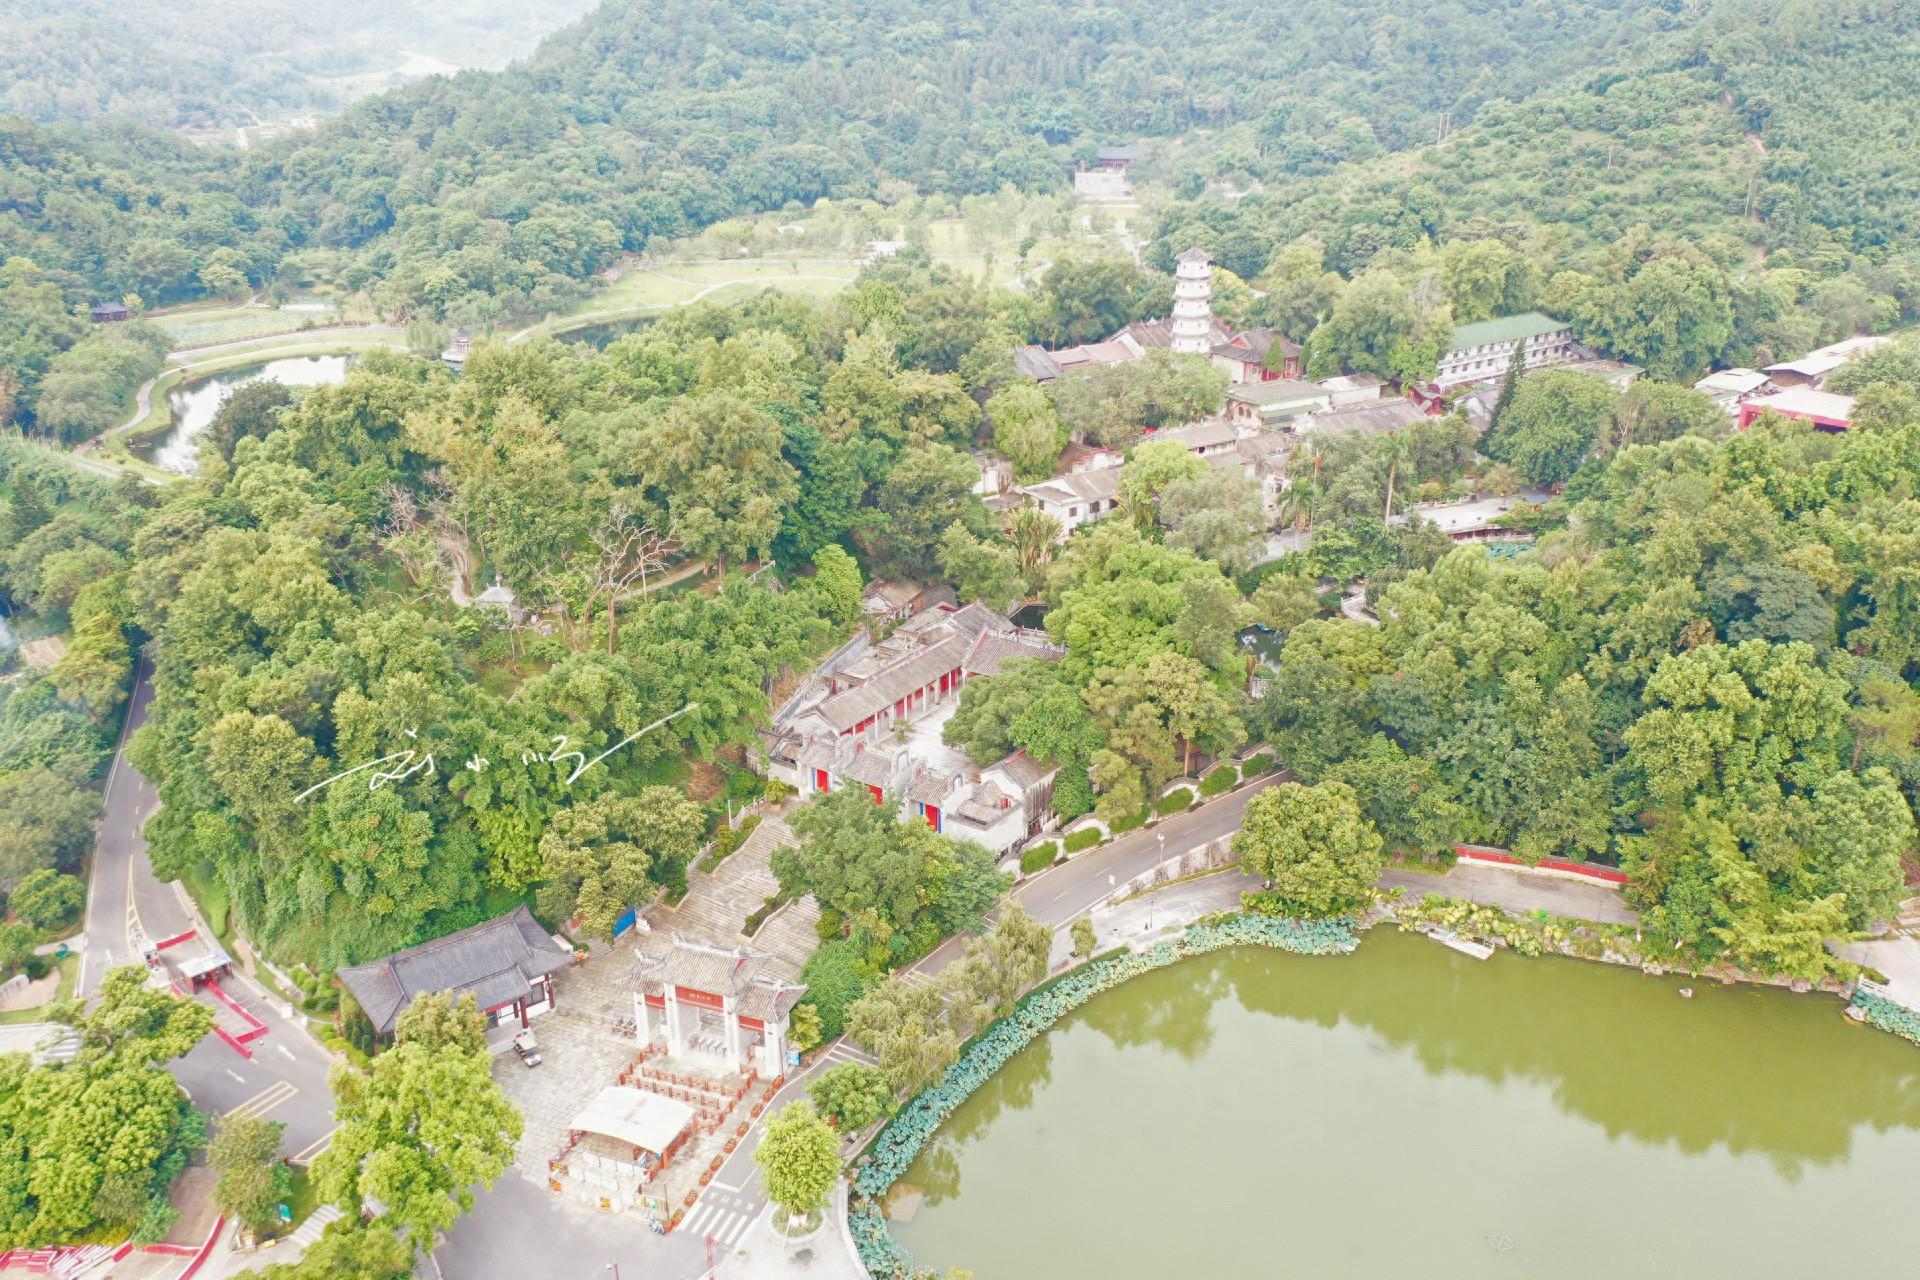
[1380,862,1638,926]
[81,659,340,1164]
[914,772,1287,977]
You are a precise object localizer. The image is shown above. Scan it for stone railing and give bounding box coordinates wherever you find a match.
[1089,834,1240,914]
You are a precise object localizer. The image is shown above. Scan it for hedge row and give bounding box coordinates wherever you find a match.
[1153,787,1195,816]
[1019,843,1060,874]
[1063,828,1101,854]
[1199,764,1238,796]
[848,913,1359,1278]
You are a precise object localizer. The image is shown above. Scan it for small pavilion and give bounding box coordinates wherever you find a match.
[627,938,806,1075]
[559,1086,694,1213]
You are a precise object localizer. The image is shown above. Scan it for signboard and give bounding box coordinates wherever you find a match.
[674,985,724,1011]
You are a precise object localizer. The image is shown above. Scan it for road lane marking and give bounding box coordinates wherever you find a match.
[225,1080,298,1121]
[277,1044,295,1061]
[288,1126,338,1165]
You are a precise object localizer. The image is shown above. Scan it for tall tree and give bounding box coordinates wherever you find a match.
[623,391,798,573]
[1234,780,1384,917]
[755,1102,842,1225]
[312,994,521,1252]
[209,1116,293,1237]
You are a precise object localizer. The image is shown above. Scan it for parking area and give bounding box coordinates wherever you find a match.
[493,956,646,1182]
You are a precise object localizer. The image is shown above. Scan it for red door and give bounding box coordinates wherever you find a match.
[814,769,830,792]
[867,784,885,806]
[924,804,941,832]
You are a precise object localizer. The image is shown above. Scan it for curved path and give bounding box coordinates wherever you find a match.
[80,658,340,1164]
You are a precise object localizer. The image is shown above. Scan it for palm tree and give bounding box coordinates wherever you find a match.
[1280,444,1324,534]
[1380,431,1414,523]
[1006,506,1061,574]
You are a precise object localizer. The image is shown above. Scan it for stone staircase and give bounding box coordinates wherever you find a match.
[641,816,819,978]
[286,1204,343,1251]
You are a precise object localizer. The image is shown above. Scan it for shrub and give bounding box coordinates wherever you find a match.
[1063,828,1102,854]
[1153,788,1195,816]
[764,777,795,805]
[788,1003,824,1053]
[815,908,844,943]
[1018,844,1059,875]
[744,891,789,936]
[1108,809,1148,835]
[1240,751,1273,776]
[799,940,879,1042]
[1199,765,1238,797]
[700,813,763,871]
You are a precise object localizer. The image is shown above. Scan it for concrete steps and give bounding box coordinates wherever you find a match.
[286,1204,343,1250]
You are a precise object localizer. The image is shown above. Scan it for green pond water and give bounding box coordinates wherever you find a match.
[889,930,1920,1278]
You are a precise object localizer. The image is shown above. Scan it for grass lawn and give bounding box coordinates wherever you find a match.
[280,1166,321,1233]
[152,306,345,350]
[0,953,78,1025]
[526,259,867,340]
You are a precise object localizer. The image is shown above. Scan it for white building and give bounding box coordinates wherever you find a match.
[1021,467,1122,537]
[1434,312,1576,388]
[762,602,1066,858]
[1170,248,1216,355]
[628,940,805,1076]
[1317,374,1388,407]
[1073,146,1136,200]
[1695,368,1771,414]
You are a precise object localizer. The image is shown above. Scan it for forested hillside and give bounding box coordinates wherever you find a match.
[6,0,1920,428]
[0,0,599,127]
[1155,1,1920,275]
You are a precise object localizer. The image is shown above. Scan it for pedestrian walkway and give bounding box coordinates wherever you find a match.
[817,1039,878,1069]
[681,1189,759,1248]
[285,1205,342,1251]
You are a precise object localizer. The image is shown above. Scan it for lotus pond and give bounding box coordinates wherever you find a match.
[883,929,1920,1278]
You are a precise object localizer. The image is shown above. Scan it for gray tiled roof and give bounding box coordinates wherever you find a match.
[1309,398,1427,435]
[629,941,775,998]
[337,906,573,1036]
[963,629,1064,677]
[996,750,1056,790]
[815,634,968,732]
[1013,346,1063,380]
[1151,420,1238,449]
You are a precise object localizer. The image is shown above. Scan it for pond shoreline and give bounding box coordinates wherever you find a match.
[848,914,1358,1279]
[850,889,1915,1279]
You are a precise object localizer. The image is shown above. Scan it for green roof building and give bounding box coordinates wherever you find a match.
[1437,311,1575,388]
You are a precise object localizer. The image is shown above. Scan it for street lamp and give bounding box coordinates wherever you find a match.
[604,1265,620,1280]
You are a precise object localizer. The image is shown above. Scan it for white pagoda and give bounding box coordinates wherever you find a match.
[1170,248,1216,355]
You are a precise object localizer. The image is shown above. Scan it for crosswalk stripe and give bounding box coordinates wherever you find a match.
[683,1203,715,1236]
[723,1210,754,1245]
